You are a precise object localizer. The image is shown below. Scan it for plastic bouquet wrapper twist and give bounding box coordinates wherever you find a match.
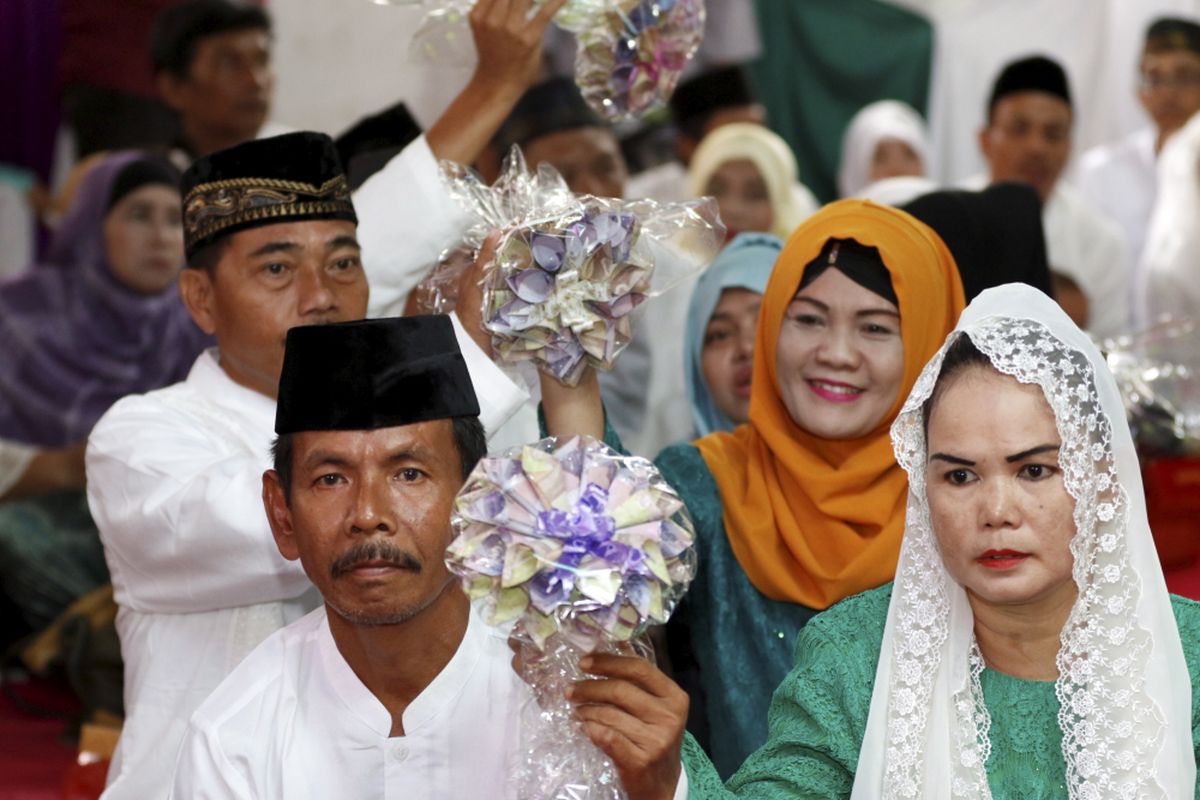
[445,434,697,799]
[1103,317,1200,457]
[395,0,705,120]
[414,147,723,385]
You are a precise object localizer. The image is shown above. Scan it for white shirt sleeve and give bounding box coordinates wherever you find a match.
[356,134,475,319]
[170,722,255,800]
[448,312,529,440]
[86,398,310,614]
[1080,218,1131,340]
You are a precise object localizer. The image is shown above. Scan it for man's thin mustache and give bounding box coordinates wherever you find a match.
[331,541,421,578]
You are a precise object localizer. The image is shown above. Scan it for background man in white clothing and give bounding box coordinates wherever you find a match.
[976,55,1130,338]
[1077,17,1200,318]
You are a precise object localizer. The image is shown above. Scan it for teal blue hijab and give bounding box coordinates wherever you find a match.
[685,232,783,438]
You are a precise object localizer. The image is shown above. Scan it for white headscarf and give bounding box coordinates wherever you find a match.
[857,175,939,207]
[852,284,1194,799]
[838,100,930,199]
[686,122,817,239]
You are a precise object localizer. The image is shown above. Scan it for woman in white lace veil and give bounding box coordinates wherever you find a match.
[851,283,1195,798]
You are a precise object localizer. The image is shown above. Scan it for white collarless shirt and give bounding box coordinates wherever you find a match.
[89,350,315,800]
[172,607,526,799]
[1076,128,1157,289]
[173,606,689,800]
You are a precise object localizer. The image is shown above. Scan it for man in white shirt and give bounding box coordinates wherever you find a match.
[172,316,689,799]
[1076,17,1200,324]
[975,55,1129,339]
[87,3,564,795]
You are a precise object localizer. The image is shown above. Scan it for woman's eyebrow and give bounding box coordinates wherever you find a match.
[1005,443,1060,463]
[930,453,974,466]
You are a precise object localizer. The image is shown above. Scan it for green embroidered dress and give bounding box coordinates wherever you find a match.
[681,583,1200,798]
[653,444,819,778]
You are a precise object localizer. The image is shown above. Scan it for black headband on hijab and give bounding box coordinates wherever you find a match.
[106,157,182,213]
[798,237,898,306]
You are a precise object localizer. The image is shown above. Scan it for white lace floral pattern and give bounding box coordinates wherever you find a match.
[884,315,1165,799]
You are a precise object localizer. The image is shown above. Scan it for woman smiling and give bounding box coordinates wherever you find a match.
[540,199,966,776]
[675,284,1200,798]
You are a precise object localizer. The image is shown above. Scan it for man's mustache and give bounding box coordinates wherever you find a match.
[330,541,421,578]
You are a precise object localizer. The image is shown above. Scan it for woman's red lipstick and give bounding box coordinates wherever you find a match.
[977,549,1029,569]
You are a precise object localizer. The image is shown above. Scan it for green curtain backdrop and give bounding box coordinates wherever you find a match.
[750,0,934,203]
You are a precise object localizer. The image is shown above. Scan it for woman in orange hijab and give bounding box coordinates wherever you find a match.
[539,199,965,777]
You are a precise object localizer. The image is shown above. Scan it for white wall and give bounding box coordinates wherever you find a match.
[268,0,1200,182]
[269,0,476,135]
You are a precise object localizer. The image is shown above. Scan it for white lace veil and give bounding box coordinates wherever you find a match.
[851,284,1194,799]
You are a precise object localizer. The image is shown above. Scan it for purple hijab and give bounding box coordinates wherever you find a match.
[0,151,212,447]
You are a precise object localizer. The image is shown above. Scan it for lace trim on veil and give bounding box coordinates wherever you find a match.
[884,316,1165,799]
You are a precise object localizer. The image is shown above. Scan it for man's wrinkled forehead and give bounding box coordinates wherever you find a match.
[291,421,455,471]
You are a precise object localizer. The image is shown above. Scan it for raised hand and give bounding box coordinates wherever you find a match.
[427,0,570,165]
[468,0,569,94]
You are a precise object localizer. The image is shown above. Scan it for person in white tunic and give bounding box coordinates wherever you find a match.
[86,5,564,796]
[972,55,1130,339]
[172,316,689,800]
[1139,105,1200,323]
[1076,16,1200,327]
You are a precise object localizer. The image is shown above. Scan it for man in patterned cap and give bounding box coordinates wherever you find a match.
[85,1,565,795]
[1077,16,1200,326]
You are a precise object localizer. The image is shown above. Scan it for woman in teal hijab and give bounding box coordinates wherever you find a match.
[685,233,783,437]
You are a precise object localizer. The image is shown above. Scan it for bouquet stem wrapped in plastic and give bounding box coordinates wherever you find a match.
[401,0,706,121]
[413,146,724,385]
[446,435,697,799]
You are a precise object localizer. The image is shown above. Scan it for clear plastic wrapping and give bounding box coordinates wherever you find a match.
[1103,318,1200,457]
[415,147,723,384]
[446,434,697,799]
[405,0,705,121]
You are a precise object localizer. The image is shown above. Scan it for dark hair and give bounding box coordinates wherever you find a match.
[921,334,992,431]
[985,55,1072,123]
[668,64,757,143]
[271,416,487,502]
[150,0,272,78]
[450,416,487,480]
[186,237,228,274]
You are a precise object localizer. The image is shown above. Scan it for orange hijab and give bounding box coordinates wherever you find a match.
[694,199,965,608]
